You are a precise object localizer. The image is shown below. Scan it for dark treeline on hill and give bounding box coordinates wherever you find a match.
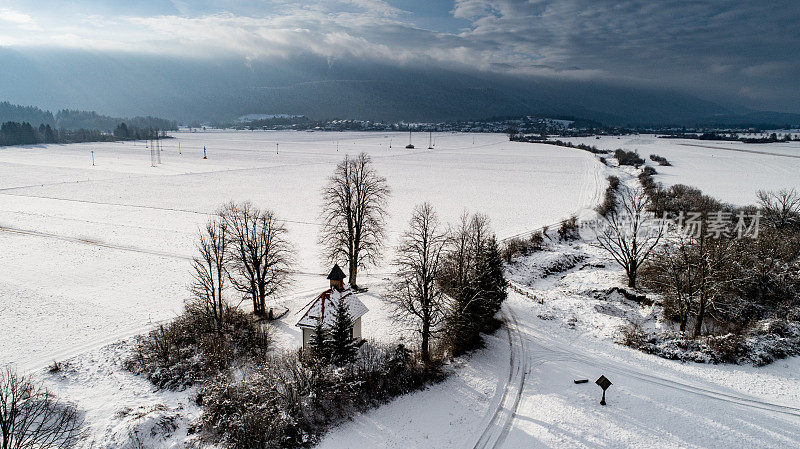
[0,101,176,132]
[661,131,794,144]
[0,121,165,146]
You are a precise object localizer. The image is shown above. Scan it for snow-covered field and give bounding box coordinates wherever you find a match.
[4,131,800,448]
[0,130,605,369]
[562,134,800,205]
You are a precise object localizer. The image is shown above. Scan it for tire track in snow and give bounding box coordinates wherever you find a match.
[678,143,800,159]
[0,224,327,279]
[0,224,195,260]
[557,348,800,417]
[514,303,800,417]
[471,308,528,449]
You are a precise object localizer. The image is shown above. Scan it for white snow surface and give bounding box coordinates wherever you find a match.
[319,238,800,449]
[295,288,368,328]
[0,130,605,370]
[4,131,800,448]
[562,134,800,205]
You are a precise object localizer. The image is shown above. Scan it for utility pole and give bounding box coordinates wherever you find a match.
[428,131,433,149]
[91,150,95,166]
[276,142,279,154]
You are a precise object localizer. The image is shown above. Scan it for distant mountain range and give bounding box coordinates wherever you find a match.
[0,48,797,127]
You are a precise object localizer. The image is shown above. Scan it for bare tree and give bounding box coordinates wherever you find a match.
[389,203,448,363]
[593,187,664,289]
[757,188,800,229]
[641,235,700,332]
[441,212,474,295]
[319,153,390,289]
[439,212,491,297]
[0,368,84,449]
[224,202,295,316]
[188,214,228,332]
[689,229,735,337]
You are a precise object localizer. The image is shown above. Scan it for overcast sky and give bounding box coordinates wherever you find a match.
[1,0,798,112]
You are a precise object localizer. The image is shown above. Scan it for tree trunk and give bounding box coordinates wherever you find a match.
[627,267,637,289]
[421,321,430,364]
[349,257,358,289]
[693,296,706,337]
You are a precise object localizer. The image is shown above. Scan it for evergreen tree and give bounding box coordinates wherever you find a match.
[114,122,129,139]
[442,227,508,355]
[308,317,331,362]
[471,236,508,331]
[329,296,358,366]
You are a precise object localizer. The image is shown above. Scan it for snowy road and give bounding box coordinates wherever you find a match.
[321,289,800,448]
[489,293,800,448]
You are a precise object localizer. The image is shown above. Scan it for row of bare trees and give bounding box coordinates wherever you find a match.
[190,202,294,329]
[192,152,390,327]
[389,205,507,363]
[640,188,800,337]
[192,152,508,366]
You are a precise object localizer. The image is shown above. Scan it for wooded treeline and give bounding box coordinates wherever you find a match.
[0,101,177,132]
[0,121,167,146]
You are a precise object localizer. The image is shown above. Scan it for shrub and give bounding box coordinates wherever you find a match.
[199,342,439,448]
[641,166,657,177]
[595,175,620,216]
[649,154,672,166]
[125,307,272,390]
[501,230,546,262]
[502,236,529,263]
[618,320,800,366]
[529,230,545,249]
[646,183,723,217]
[614,149,645,166]
[619,322,647,348]
[557,216,580,241]
[706,334,746,364]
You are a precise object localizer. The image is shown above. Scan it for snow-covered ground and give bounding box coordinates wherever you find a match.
[4,131,800,448]
[562,134,800,205]
[318,137,800,448]
[0,130,605,370]
[319,236,800,449]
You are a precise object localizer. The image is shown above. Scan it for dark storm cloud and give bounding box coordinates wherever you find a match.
[0,0,797,111]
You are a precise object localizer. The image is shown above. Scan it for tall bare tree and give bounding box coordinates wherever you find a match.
[641,234,701,332]
[689,228,736,337]
[0,368,84,449]
[389,203,448,363]
[319,153,390,289]
[439,212,491,298]
[188,214,228,332]
[593,187,664,289]
[224,202,295,316]
[758,188,800,229]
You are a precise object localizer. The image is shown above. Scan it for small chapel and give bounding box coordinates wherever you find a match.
[295,264,368,348]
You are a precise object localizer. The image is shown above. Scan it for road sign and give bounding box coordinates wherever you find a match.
[596,375,612,405]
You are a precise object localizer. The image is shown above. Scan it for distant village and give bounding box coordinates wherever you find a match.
[221,114,799,139]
